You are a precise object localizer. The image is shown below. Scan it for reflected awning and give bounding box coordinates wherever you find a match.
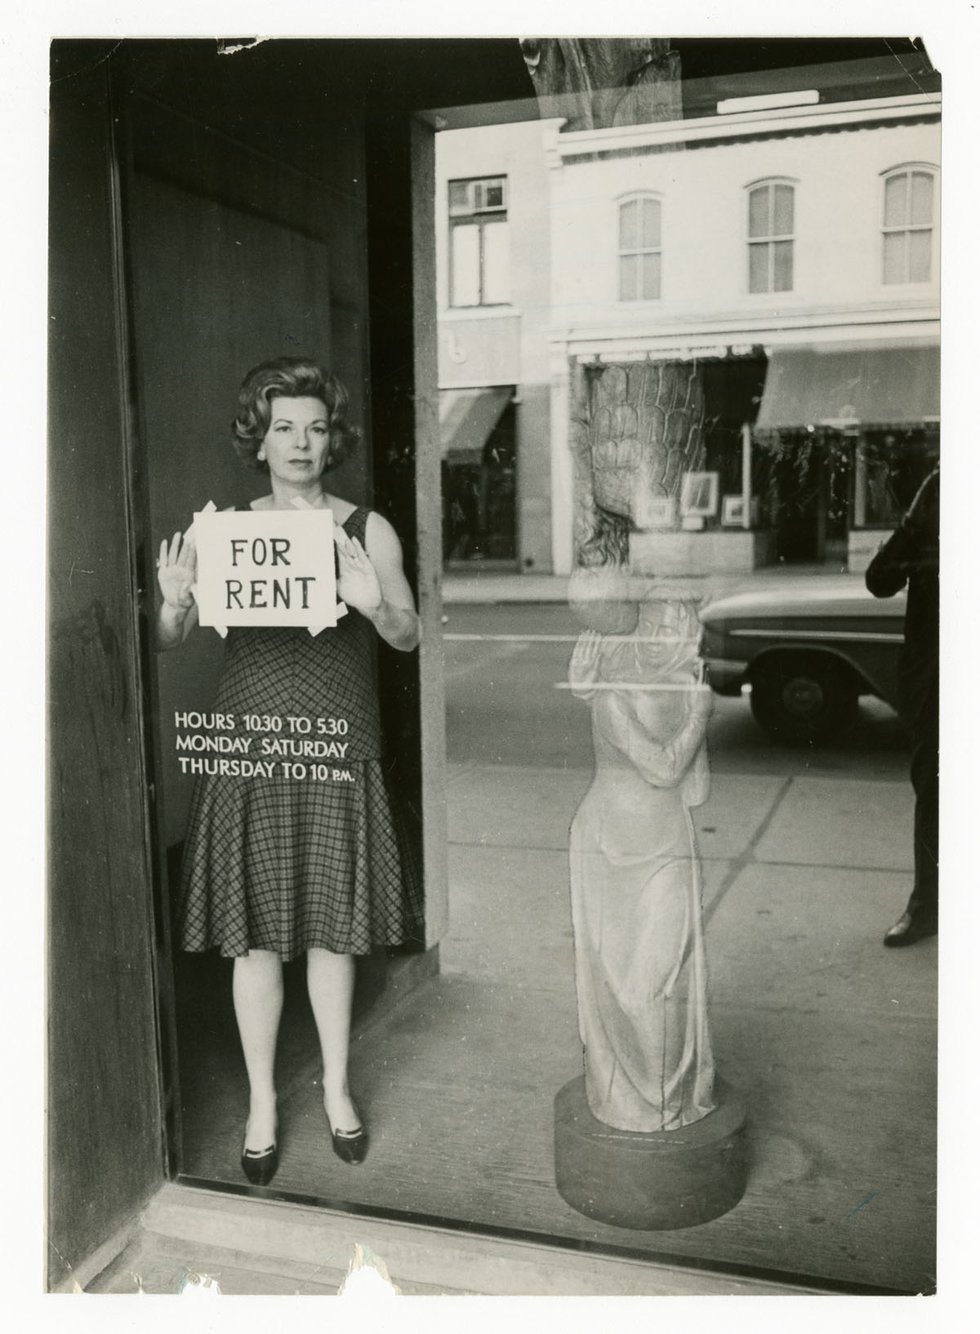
[756,343,939,430]
[439,387,511,463]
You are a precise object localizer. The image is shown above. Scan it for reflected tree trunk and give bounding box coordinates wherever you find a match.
[519,38,682,132]
[523,37,706,573]
[527,39,718,1139]
[572,360,706,568]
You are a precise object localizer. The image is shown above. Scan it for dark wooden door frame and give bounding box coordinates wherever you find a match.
[105,53,452,1191]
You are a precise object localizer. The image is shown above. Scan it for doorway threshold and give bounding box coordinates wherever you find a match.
[88,1180,827,1296]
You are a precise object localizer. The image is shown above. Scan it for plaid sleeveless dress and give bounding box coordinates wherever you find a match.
[177,506,423,960]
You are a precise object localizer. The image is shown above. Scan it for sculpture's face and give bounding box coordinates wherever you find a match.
[633,600,700,678]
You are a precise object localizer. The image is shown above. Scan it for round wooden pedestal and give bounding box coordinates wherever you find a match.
[554,1075,748,1231]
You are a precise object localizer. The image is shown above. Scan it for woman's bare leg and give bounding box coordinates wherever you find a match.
[233,949,283,1150]
[306,948,360,1130]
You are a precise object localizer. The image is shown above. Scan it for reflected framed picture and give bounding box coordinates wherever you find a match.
[680,471,719,518]
[721,495,760,526]
[644,495,677,529]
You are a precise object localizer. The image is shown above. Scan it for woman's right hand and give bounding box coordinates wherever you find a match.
[157,530,197,610]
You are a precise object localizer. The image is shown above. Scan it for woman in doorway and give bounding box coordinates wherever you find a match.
[156,357,422,1184]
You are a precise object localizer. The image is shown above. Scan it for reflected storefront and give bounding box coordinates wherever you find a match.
[440,386,517,564]
[48,35,939,1296]
[754,343,940,567]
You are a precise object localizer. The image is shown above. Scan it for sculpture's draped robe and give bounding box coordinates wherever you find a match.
[569,609,716,1132]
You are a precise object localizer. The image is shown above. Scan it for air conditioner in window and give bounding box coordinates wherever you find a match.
[450,177,508,216]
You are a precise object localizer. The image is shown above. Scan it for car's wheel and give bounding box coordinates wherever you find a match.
[749,653,859,744]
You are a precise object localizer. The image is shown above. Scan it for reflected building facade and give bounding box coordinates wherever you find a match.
[435,51,940,577]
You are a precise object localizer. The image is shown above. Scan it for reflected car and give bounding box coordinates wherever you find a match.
[699,575,906,743]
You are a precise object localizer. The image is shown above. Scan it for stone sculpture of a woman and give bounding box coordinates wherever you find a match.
[567,594,716,1132]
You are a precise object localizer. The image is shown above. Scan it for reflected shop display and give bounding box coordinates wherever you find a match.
[48,34,940,1296]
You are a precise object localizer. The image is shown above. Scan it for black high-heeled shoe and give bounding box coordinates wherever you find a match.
[241,1138,279,1186]
[327,1110,368,1165]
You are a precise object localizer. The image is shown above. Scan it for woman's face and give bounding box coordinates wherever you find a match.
[261,396,331,484]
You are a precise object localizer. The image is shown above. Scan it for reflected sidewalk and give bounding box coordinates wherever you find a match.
[442,562,846,605]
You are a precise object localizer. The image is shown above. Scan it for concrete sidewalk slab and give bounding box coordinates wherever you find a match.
[295,973,932,1292]
[442,844,575,991]
[709,1002,935,1293]
[447,763,591,850]
[444,573,573,604]
[442,843,739,990]
[693,773,792,859]
[433,754,933,1290]
[447,763,796,863]
[754,776,914,870]
[706,862,933,1015]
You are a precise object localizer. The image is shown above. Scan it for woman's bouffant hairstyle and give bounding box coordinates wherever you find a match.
[232,357,361,473]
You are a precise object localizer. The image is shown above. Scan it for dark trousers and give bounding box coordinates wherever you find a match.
[905,683,939,921]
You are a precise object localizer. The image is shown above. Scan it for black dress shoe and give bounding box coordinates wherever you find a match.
[883,911,938,948]
[327,1113,368,1165]
[240,1142,279,1185]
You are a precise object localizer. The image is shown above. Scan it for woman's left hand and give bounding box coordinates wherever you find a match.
[335,528,383,615]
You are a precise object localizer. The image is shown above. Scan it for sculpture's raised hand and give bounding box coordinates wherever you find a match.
[687,673,714,729]
[569,629,603,700]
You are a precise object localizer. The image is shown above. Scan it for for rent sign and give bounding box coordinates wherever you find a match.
[193,506,340,636]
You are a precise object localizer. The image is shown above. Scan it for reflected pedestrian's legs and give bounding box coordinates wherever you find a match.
[884,688,938,948]
[907,704,939,924]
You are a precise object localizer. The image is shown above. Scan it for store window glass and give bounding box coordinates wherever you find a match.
[858,429,940,527]
[425,41,938,1294]
[122,36,939,1298]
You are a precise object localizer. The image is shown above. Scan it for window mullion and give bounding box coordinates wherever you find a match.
[478,220,485,305]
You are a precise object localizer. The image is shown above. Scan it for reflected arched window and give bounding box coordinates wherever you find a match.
[747,180,794,293]
[618,195,661,301]
[882,166,936,284]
